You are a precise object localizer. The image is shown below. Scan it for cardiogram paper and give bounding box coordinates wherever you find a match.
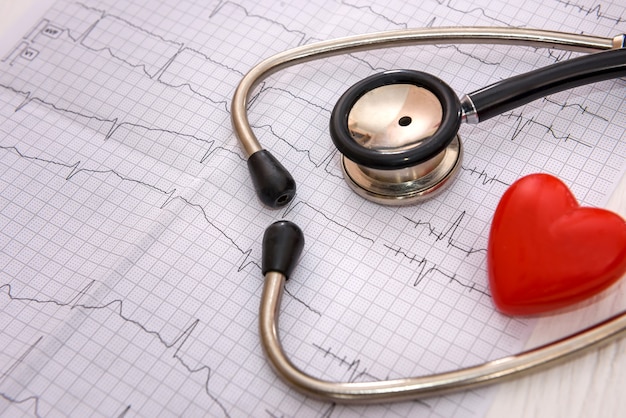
[0,0,624,417]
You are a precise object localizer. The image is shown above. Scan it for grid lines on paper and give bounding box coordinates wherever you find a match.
[0,0,624,418]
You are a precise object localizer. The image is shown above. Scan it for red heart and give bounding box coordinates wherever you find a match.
[488,173,626,315]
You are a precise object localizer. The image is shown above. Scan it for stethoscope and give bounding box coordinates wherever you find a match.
[232,27,626,403]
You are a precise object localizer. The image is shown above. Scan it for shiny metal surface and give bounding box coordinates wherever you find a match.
[260,270,626,404]
[232,27,618,157]
[342,135,462,205]
[460,94,479,124]
[348,84,443,151]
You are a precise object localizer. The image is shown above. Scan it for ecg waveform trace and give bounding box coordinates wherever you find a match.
[0,282,229,417]
[0,336,43,418]
[556,0,625,24]
[0,0,624,417]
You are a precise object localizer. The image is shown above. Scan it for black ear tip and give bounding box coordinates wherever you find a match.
[262,220,305,279]
[247,150,296,208]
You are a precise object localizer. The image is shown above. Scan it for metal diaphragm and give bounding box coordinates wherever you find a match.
[330,70,462,205]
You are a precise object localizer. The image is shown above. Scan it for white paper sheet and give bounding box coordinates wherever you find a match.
[0,0,624,416]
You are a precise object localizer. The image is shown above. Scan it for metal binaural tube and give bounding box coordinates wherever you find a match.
[259,268,626,403]
[258,222,626,403]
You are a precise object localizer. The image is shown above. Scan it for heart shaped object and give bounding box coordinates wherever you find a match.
[488,173,626,315]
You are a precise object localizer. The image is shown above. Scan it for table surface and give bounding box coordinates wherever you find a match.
[0,1,624,417]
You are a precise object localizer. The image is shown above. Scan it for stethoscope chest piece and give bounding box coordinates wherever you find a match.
[330,70,463,205]
[340,136,462,205]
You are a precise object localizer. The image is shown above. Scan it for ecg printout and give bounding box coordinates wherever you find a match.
[0,0,624,416]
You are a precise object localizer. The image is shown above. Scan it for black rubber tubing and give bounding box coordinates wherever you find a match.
[468,47,626,122]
